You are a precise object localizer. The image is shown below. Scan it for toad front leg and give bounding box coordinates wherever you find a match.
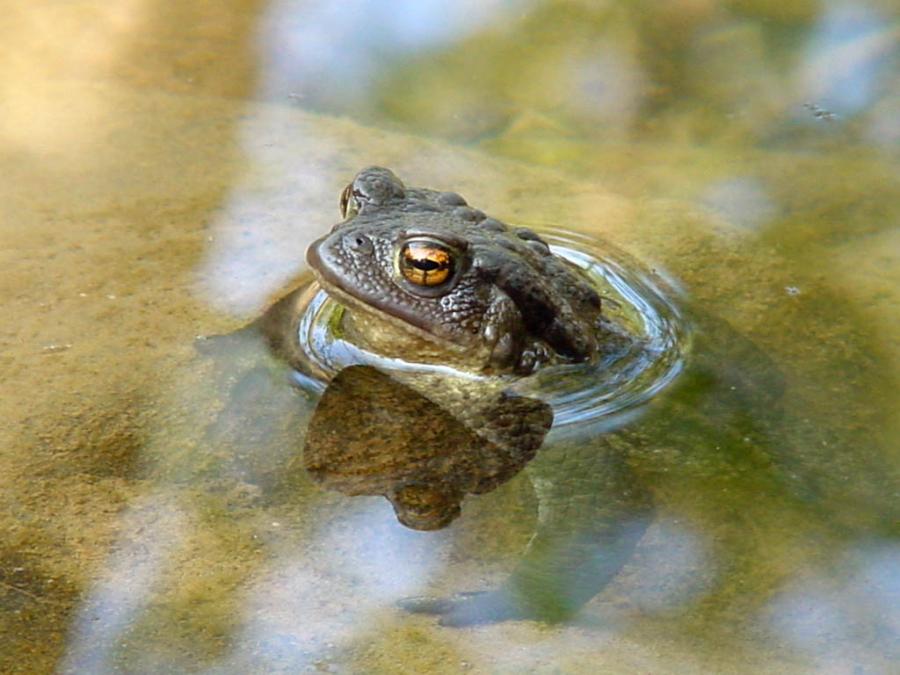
[481,290,553,374]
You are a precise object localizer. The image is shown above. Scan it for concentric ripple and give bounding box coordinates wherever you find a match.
[293,228,688,433]
[515,228,687,431]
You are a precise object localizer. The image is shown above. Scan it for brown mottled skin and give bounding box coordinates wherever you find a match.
[306,167,603,374]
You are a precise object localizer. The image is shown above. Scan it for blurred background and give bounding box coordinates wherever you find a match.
[1,1,898,673]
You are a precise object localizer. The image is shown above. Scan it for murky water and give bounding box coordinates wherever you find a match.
[2,1,898,673]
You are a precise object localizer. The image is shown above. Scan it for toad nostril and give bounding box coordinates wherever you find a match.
[344,233,373,253]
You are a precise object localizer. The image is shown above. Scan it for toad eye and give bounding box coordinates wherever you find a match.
[339,183,360,219]
[399,240,454,287]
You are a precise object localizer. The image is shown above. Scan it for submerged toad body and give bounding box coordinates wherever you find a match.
[306,167,604,374]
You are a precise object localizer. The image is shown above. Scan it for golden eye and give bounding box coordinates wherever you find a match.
[339,183,359,219]
[399,241,454,287]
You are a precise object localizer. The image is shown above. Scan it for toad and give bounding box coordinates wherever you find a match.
[305,166,604,375]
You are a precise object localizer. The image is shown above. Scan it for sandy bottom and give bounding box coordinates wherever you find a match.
[1,73,898,675]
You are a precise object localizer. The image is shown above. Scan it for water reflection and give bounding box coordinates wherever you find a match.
[3,0,899,672]
[258,0,530,110]
[304,365,551,530]
[700,177,778,231]
[763,542,900,668]
[222,507,443,673]
[60,496,188,673]
[801,2,897,116]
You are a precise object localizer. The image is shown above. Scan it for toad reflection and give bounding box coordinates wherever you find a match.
[301,365,553,530]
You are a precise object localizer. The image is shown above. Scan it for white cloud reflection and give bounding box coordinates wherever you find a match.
[193,106,338,316]
[567,46,646,129]
[209,502,443,672]
[450,517,713,672]
[762,541,900,669]
[257,0,530,106]
[626,518,712,614]
[59,494,188,674]
[799,2,897,117]
[700,176,778,231]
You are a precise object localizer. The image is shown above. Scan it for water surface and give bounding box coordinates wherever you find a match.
[2,1,898,673]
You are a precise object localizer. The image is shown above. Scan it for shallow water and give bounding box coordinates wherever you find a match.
[2,1,899,673]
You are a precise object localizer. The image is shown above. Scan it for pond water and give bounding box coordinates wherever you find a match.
[2,1,898,673]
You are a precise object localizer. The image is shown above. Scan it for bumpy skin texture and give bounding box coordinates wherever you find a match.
[306,167,602,373]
